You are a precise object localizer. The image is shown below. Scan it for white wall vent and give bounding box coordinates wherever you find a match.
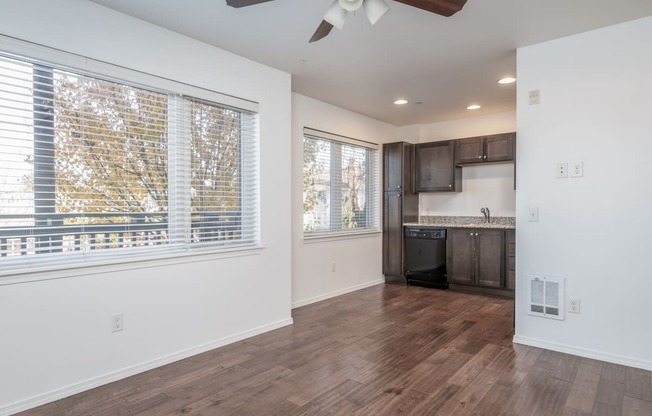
[527,274,565,320]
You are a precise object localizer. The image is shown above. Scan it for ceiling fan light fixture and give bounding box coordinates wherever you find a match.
[364,0,390,25]
[324,0,348,29]
[338,0,364,12]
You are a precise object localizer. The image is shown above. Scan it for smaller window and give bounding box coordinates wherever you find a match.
[302,128,379,236]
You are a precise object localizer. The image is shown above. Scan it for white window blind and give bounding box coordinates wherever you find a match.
[303,128,378,236]
[189,98,258,246]
[0,47,259,273]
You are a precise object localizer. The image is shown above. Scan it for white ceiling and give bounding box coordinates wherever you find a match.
[89,0,652,126]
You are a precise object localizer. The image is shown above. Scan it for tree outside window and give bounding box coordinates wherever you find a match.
[303,132,378,235]
[0,53,257,261]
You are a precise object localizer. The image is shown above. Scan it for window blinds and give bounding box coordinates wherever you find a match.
[189,99,258,247]
[0,48,259,271]
[303,128,379,235]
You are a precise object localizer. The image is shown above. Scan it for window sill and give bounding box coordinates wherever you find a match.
[303,230,381,244]
[0,245,264,286]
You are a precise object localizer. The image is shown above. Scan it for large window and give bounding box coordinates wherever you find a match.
[0,48,258,272]
[303,128,378,236]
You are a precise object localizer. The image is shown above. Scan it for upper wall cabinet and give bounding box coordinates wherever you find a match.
[456,133,516,165]
[383,142,414,193]
[415,140,462,192]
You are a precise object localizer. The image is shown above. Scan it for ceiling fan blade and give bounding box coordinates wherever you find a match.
[392,0,467,17]
[309,20,334,43]
[226,0,275,8]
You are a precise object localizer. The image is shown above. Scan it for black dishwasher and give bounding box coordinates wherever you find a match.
[404,227,448,289]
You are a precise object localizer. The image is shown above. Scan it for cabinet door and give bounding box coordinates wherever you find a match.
[506,230,516,290]
[456,137,483,164]
[476,230,504,288]
[383,142,403,192]
[415,141,458,192]
[484,133,515,163]
[382,192,403,276]
[447,229,475,285]
[401,143,414,194]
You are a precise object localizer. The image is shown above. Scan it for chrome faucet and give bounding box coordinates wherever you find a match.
[481,207,490,223]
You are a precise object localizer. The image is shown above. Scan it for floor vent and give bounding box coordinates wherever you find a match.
[527,274,565,320]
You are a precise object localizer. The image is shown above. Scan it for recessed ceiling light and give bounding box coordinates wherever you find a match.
[394,99,408,105]
[467,104,481,110]
[498,77,516,84]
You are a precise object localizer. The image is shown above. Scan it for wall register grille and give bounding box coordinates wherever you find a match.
[527,274,565,320]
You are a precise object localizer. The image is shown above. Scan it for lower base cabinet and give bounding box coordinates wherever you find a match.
[382,192,403,278]
[447,228,514,297]
[506,230,516,290]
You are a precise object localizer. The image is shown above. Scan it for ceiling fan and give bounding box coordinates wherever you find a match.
[226,0,467,43]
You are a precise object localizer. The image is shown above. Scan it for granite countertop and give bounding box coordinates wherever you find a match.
[404,216,516,230]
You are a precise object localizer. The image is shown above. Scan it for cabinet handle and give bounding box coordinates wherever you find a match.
[470,233,474,236]
[475,233,479,236]
[483,155,487,159]
[397,185,402,190]
[478,155,482,159]
[448,184,452,188]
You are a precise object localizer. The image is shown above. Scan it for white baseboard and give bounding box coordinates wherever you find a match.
[292,278,385,309]
[513,335,652,371]
[1,318,293,416]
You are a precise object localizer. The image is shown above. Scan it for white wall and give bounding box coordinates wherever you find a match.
[420,164,515,217]
[514,16,652,369]
[397,112,517,217]
[292,93,397,307]
[0,1,292,414]
[415,111,517,141]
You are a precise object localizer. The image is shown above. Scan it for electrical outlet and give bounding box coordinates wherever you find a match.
[569,297,581,313]
[571,161,583,178]
[556,162,568,178]
[529,89,540,105]
[528,208,539,222]
[111,313,124,332]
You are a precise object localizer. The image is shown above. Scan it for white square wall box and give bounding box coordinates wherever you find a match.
[571,161,583,177]
[556,162,568,178]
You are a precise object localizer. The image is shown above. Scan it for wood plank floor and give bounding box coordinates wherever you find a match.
[18,284,652,416]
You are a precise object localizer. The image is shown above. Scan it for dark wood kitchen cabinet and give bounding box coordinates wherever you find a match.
[384,142,414,193]
[456,133,515,165]
[447,229,475,285]
[383,192,403,278]
[475,230,504,288]
[382,142,418,283]
[506,229,516,290]
[447,228,513,297]
[415,140,462,192]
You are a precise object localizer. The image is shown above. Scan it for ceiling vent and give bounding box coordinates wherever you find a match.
[527,275,565,320]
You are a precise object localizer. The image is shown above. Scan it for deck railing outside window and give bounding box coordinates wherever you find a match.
[0,43,259,273]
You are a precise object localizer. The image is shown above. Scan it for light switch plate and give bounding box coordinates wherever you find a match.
[528,208,539,222]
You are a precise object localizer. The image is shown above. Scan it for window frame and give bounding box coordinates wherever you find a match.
[302,127,379,240]
[0,36,261,279]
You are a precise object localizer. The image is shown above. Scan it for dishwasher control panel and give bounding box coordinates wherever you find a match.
[404,228,446,239]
